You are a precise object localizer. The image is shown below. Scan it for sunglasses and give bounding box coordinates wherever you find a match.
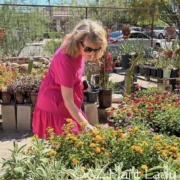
[81,41,101,53]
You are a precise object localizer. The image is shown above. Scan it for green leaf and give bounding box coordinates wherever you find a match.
[14,167,24,177]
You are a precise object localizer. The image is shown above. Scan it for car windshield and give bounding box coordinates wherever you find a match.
[154,26,165,30]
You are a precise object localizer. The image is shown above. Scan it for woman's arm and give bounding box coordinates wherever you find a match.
[61,85,94,130]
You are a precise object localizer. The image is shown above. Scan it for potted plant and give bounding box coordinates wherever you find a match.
[159,50,174,78]
[7,74,42,105]
[98,50,114,108]
[0,65,18,104]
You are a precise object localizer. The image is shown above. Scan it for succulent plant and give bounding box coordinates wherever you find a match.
[7,75,42,94]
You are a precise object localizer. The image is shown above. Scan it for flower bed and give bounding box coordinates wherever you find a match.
[107,87,180,136]
[1,119,180,179]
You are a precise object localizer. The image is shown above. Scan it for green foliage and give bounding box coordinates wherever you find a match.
[1,124,180,179]
[125,52,144,95]
[0,2,49,57]
[27,57,34,74]
[110,87,180,136]
[43,39,62,57]
[108,80,119,93]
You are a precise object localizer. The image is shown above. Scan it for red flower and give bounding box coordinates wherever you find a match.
[126,112,132,117]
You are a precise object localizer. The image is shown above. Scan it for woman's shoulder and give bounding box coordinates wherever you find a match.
[53,48,82,63]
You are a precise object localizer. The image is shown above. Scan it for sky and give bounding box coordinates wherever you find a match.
[0,0,69,5]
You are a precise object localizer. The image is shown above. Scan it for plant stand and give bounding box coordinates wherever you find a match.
[16,104,32,131]
[1,104,16,131]
[157,83,172,92]
[82,102,99,126]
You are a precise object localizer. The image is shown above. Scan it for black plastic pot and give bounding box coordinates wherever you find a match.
[157,68,163,78]
[133,65,140,74]
[84,91,98,103]
[144,66,151,76]
[139,66,146,76]
[150,67,157,78]
[121,55,132,69]
[170,68,179,78]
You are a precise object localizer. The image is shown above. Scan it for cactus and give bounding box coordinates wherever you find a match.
[125,52,144,95]
[27,57,34,74]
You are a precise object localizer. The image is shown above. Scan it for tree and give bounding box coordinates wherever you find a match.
[127,0,180,37]
[0,1,49,57]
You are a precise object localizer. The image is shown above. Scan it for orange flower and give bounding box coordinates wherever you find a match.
[95,135,102,141]
[72,158,79,165]
[95,147,101,154]
[170,146,178,152]
[90,143,96,148]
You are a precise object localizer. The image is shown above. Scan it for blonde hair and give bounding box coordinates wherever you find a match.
[62,19,107,60]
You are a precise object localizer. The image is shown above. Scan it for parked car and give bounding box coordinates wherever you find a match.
[130,26,153,37]
[153,26,179,39]
[130,27,146,32]
[109,31,122,43]
[108,31,159,50]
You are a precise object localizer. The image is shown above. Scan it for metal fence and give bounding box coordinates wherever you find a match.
[0,4,154,58]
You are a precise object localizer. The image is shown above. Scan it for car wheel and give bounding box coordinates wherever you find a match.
[158,34,164,39]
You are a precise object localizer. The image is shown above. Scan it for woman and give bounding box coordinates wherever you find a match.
[33,19,107,138]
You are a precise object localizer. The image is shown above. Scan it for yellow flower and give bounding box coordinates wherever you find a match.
[93,129,99,135]
[72,158,79,165]
[170,147,178,152]
[95,135,102,141]
[162,152,167,158]
[153,135,162,141]
[95,147,101,154]
[31,137,35,142]
[32,149,37,153]
[48,150,57,156]
[133,126,138,131]
[118,129,123,133]
[90,143,96,148]
[81,166,86,171]
[46,127,54,133]
[121,134,126,139]
[131,145,143,154]
[176,153,180,158]
[141,165,148,170]
[66,118,73,123]
[49,135,55,140]
[76,141,83,148]
[142,141,148,147]
[71,136,78,141]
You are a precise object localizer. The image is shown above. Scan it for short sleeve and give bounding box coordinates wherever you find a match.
[52,53,75,88]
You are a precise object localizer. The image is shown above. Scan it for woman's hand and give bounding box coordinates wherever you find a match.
[84,123,96,132]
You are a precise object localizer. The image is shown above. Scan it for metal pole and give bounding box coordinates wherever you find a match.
[151,8,155,47]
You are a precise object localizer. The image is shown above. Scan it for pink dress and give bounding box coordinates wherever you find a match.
[32,48,86,138]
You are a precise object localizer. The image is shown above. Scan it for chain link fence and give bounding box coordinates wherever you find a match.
[0,4,154,58]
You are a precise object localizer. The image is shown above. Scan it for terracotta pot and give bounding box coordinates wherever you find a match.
[15,93,24,104]
[1,91,11,104]
[30,92,38,106]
